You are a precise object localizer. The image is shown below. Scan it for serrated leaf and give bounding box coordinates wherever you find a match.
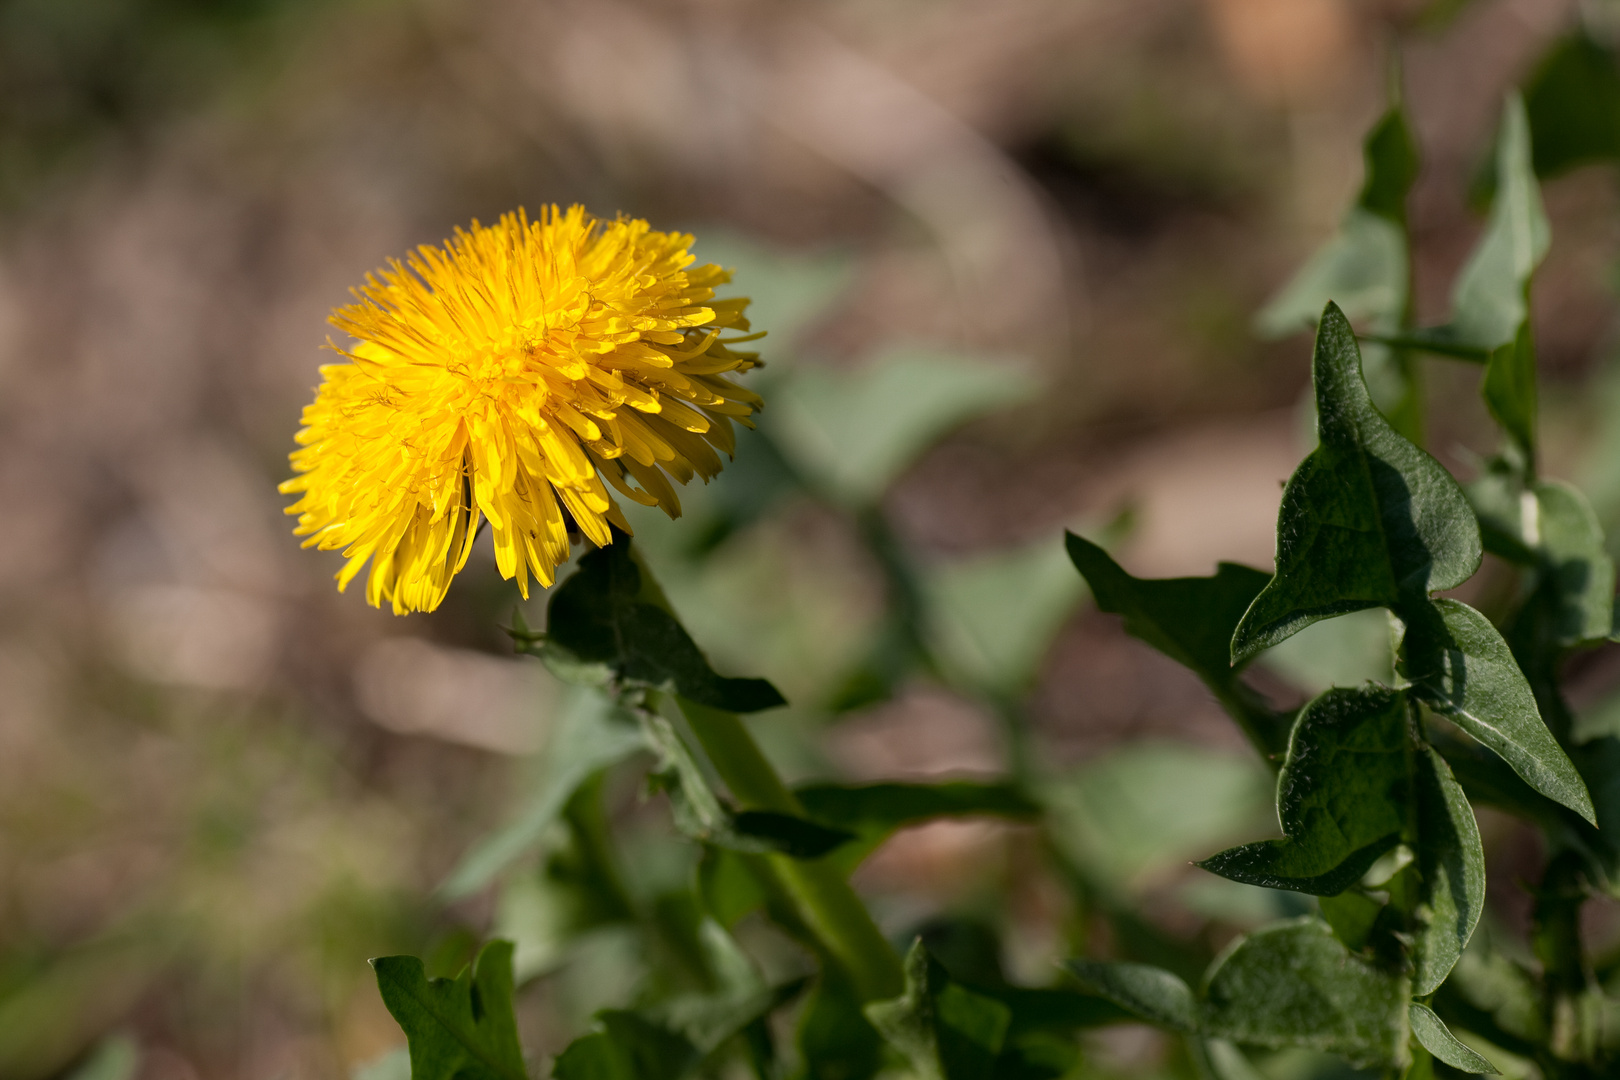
[865,941,1012,1080]
[1200,918,1410,1068]
[1412,747,1486,994]
[1408,1003,1495,1073]
[534,541,785,713]
[1232,304,1481,662]
[553,1011,700,1080]
[1524,32,1620,177]
[1061,961,1197,1033]
[772,347,1037,505]
[1398,598,1593,822]
[1399,95,1548,358]
[1065,533,1287,753]
[1471,474,1615,645]
[370,941,527,1080]
[441,691,647,900]
[1198,686,1407,895]
[794,781,1039,871]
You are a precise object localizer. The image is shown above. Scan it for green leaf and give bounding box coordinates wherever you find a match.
[1194,1039,1267,1080]
[641,711,848,857]
[1200,918,1410,1067]
[553,1011,700,1080]
[1256,104,1415,339]
[697,847,766,928]
[441,690,647,900]
[926,536,1087,693]
[67,1036,140,1080]
[1524,32,1620,177]
[1408,1003,1495,1074]
[771,347,1037,506]
[370,941,527,1080]
[795,781,1039,871]
[1411,747,1486,995]
[1065,533,1287,752]
[1232,304,1481,662]
[1471,473,1615,645]
[1402,95,1548,358]
[533,541,786,713]
[1260,606,1395,696]
[1042,743,1274,885]
[1198,686,1407,895]
[1397,598,1593,822]
[865,941,1012,1080]
[1481,321,1537,463]
[1061,961,1197,1033]
[1319,891,1383,952]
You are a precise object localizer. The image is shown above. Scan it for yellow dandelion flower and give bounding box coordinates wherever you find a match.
[280,205,763,614]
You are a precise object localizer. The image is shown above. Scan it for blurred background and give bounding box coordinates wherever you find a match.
[3,0,1620,1077]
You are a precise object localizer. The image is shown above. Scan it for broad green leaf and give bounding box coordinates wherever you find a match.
[1200,918,1410,1067]
[1470,473,1615,645]
[1399,95,1548,358]
[927,536,1087,692]
[1198,686,1407,895]
[441,690,647,900]
[697,847,766,928]
[1481,321,1537,463]
[1061,960,1196,1033]
[1042,742,1274,885]
[641,711,850,857]
[553,1011,700,1080]
[1408,1003,1495,1074]
[795,781,1039,871]
[1257,105,1415,338]
[528,541,786,713]
[1397,598,1593,822]
[1524,32,1620,177]
[771,347,1037,505]
[1232,304,1481,662]
[1411,747,1486,995]
[865,942,1011,1080]
[1065,533,1287,753]
[370,941,527,1080]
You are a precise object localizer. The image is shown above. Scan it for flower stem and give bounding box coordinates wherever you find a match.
[626,542,903,1001]
[679,699,904,1002]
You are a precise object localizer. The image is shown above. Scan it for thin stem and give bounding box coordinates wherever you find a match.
[679,699,904,1001]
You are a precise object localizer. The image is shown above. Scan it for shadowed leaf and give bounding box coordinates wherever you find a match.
[1198,686,1406,895]
[1062,960,1197,1034]
[1232,305,1480,662]
[865,942,1012,1080]
[1411,747,1486,994]
[370,941,527,1080]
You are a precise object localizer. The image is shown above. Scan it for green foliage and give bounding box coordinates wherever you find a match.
[1198,686,1408,895]
[1232,303,1480,661]
[1062,960,1197,1033]
[519,540,786,714]
[1523,31,1620,177]
[1410,746,1486,995]
[1408,1002,1495,1074]
[864,942,1012,1080]
[794,781,1038,871]
[370,941,527,1080]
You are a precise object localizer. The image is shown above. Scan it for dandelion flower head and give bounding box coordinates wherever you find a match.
[280,205,763,614]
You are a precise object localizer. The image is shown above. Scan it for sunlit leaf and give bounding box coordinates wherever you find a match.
[1198,686,1407,895]
[370,941,527,1080]
[1411,747,1485,995]
[1408,1002,1495,1074]
[1397,598,1593,822]
[1232,304,1480,662]
[865,941,1011,1080]
[1200,918,1409,1068]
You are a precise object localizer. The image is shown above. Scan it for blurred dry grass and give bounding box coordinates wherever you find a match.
[1,0,1617,1077]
